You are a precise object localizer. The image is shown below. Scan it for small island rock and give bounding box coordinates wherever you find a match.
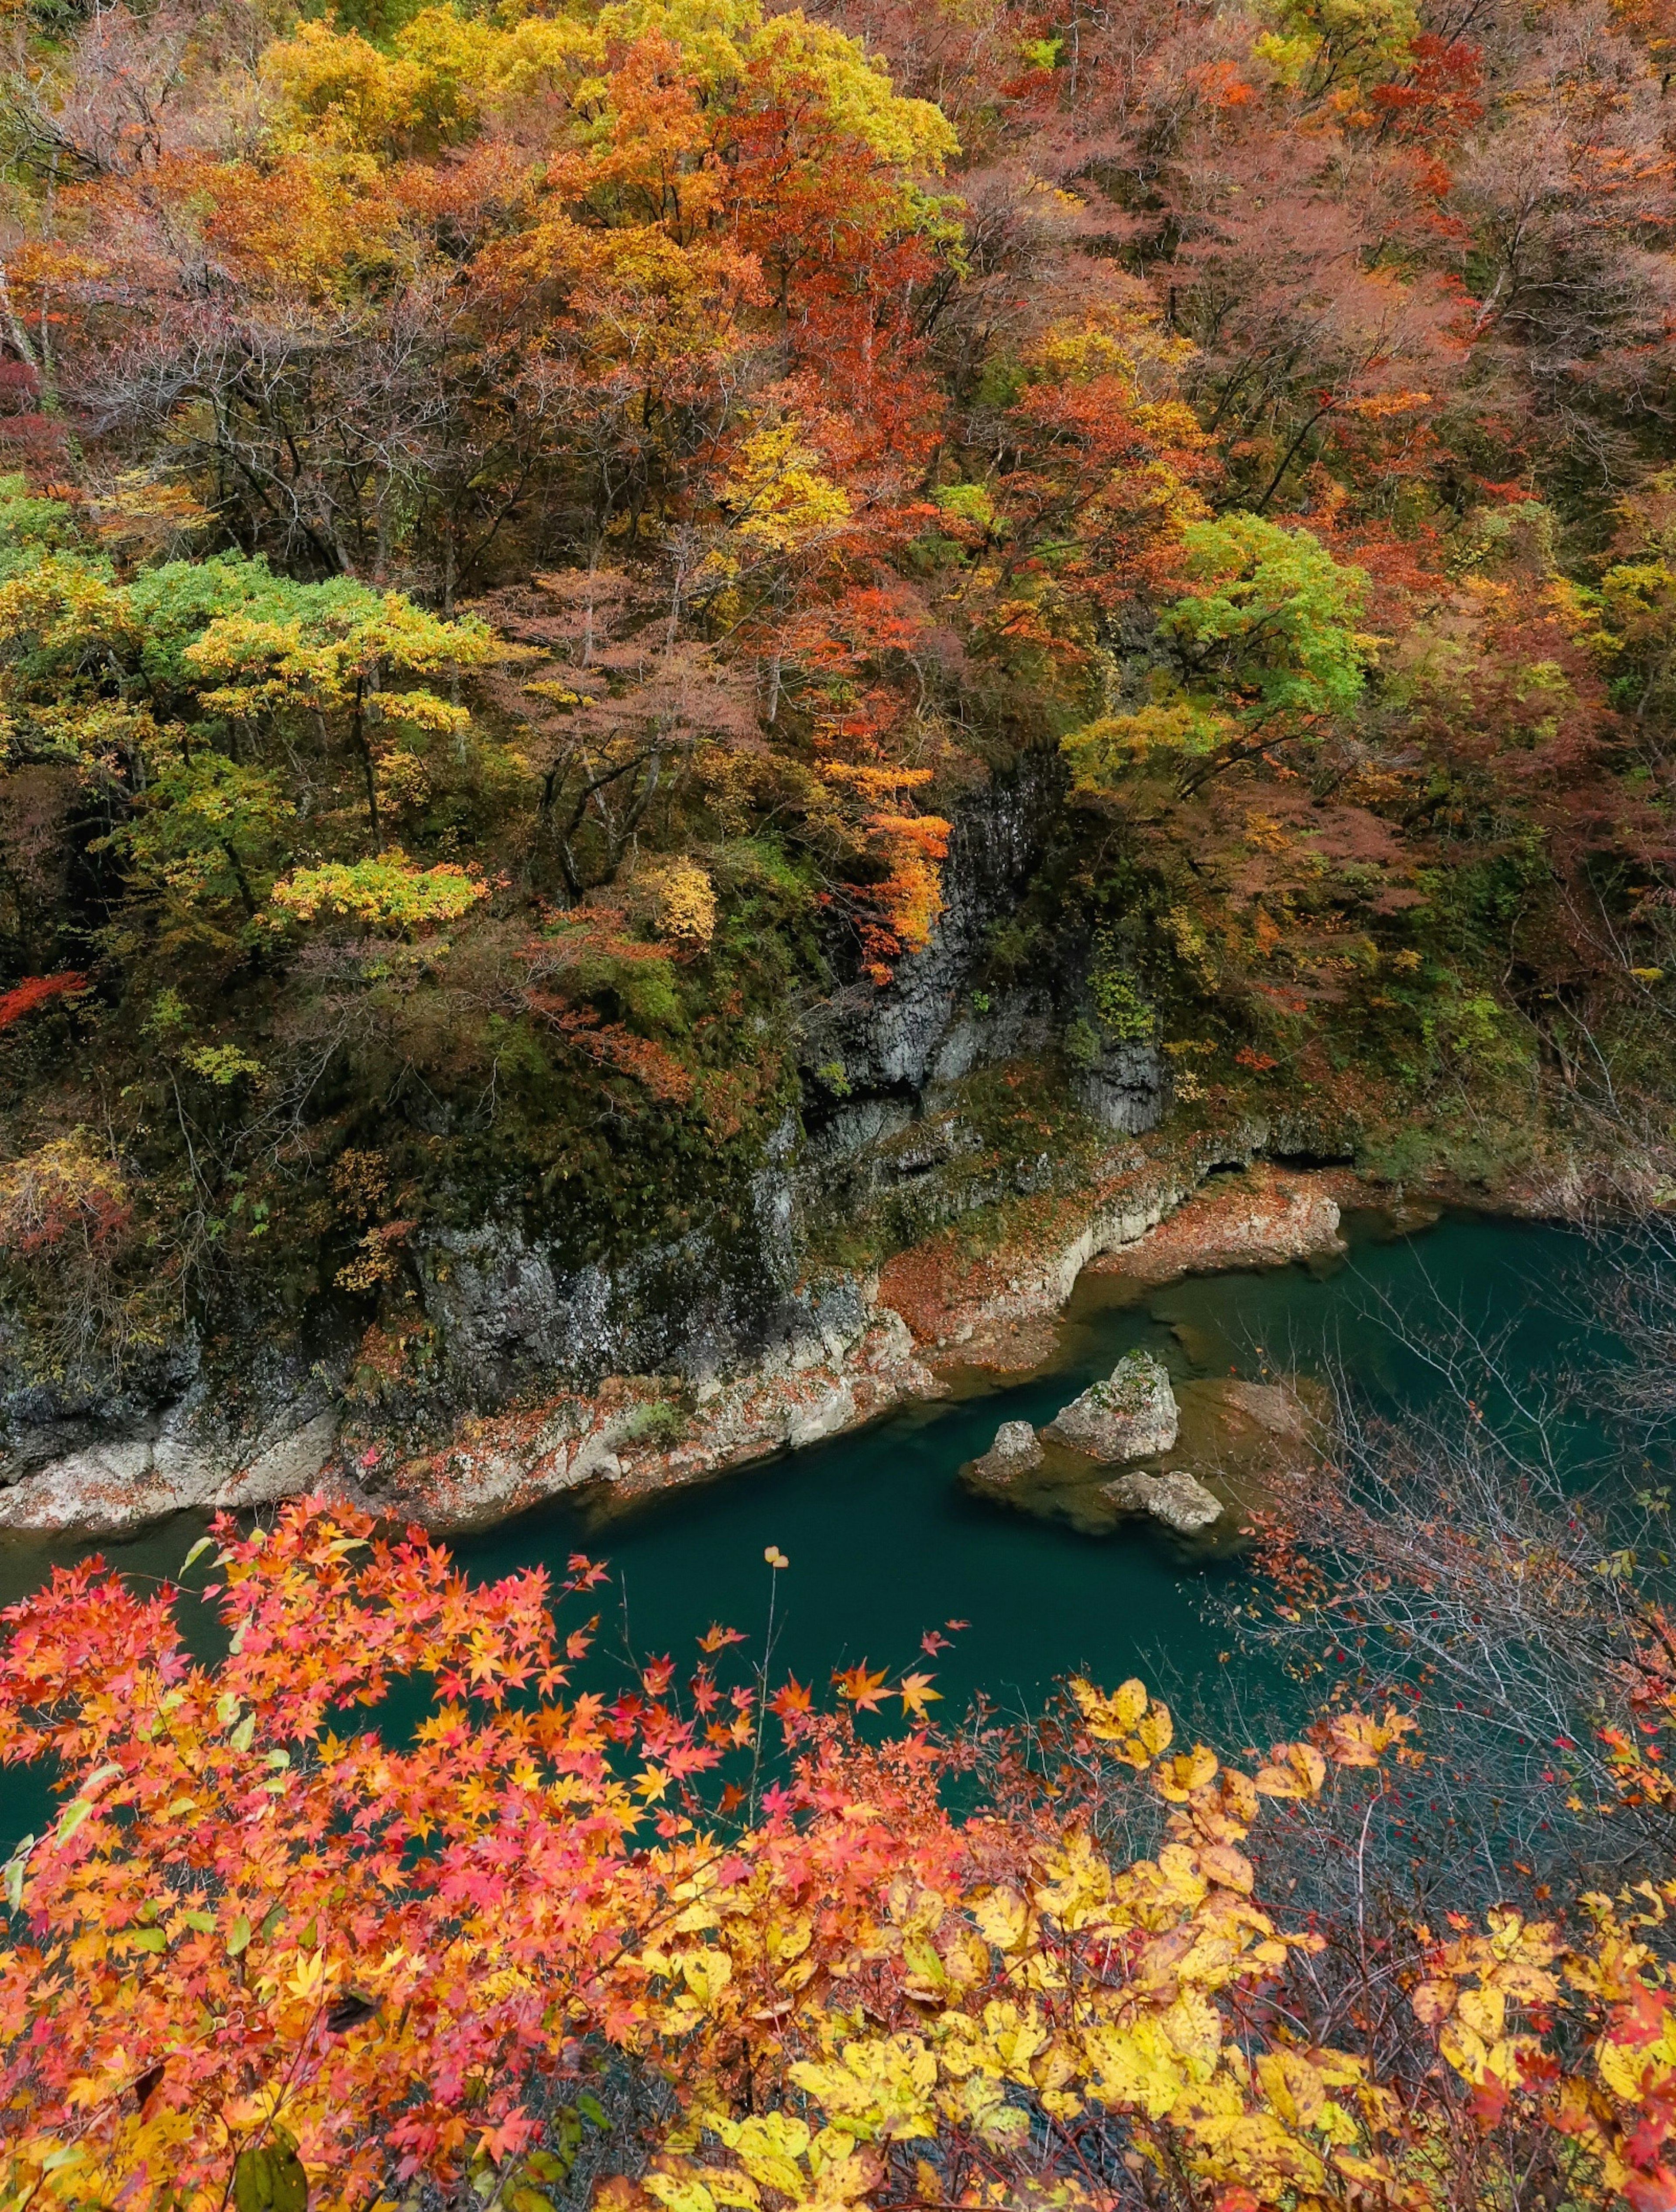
[1043,1351,1179,1463]
[1101,1467,1223,1535]
[963,1419,1044,1494]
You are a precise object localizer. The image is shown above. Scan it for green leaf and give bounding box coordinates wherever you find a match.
[228,1914,252,1955]
[182,1535,216,1572]
[132,1927,169,1952]
[4,1835,34,1914]
[230,1711,257,1753]
[271,2144,308,2212]
[234,2147,272,2212]
[233,2141,308,2212]
[58,1798,93,1843]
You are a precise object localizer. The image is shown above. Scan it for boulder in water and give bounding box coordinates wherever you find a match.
[963,1418,1044,1495]
[1101,1467,1223,1535]
[1043,1351,1178,1463]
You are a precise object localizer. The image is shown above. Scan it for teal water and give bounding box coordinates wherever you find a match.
[449,1207,1604,1720]
[0,1207,1612,1852]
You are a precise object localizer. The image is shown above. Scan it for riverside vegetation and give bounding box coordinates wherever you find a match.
[11,1428,1676,2212]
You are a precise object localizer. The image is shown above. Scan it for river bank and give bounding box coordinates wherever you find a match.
[0,1208,1615,1703]
[0,1099,1623,1542]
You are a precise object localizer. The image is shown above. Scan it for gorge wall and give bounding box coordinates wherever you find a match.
[0,766,1326,1540]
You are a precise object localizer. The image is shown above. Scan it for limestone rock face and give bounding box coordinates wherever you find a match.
[1077,1042,1170,1136]
[1043,1351,1179,1464]
[0,1406,339,1537]
[0,770,1180,1540]
[1101,1467,1223,1534]
[799,765,1168,1235]
[1087,1166,1347,1289]
[963,1419,1044,1494]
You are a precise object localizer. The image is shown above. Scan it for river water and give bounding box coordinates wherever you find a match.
[446,1206,1604,1724]
[0,1207,1611,1807]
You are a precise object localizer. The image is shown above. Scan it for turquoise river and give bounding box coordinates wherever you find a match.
[0,1203,1622,1864]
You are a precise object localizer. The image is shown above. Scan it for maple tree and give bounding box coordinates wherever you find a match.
[0,971,83,1033]
[9,1496,1676,2209]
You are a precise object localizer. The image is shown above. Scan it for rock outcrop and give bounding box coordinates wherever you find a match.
[1084,1164,1350,1289]
[801,762,1063,1118]
[1077,1042,1168,1137]
[1209,1378,1317,1448]
[0,1287,943,1538]
[962,1419,1044,1497]
[0,763,1174,1539]
[798,762,1170,1243]
[1101,1467,1223,1535]
[1042,1351,1179,1463]
[395,1303,939,1531]
[0,1152,1345,1536]
[872,1118,1327,1367]
[0,1404,340,1538]
[956,1362,1326,1543]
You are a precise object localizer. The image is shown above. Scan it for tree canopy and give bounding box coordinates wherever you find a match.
[0,0,1673,1466]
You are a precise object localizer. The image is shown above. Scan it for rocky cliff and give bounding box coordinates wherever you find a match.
[0,763,1185,1536]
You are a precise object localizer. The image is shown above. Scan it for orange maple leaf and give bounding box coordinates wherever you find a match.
[770,1675,812,1719]
[834,1663,890,1711]
[697,1623,747,1653]
[897,1672,943,1719]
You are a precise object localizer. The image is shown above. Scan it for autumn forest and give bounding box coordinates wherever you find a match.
[1,0,1676,1379]
[8,0,1676,2195]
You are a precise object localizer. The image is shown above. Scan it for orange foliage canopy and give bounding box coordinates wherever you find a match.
[6,1499,1676,2212]
[1,0,964,975]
